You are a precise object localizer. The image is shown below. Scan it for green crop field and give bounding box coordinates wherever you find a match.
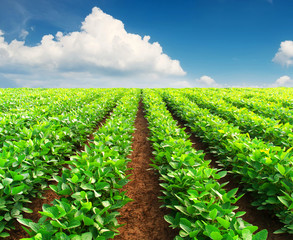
[1,88,293,240]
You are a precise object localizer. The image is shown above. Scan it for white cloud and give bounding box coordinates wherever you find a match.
[276,75,291,85]
[271,75,293,87]
[273,41,293,67]
[0,7,185,87]
[195,75,221,87]
[19,29,29,40]
[196,75,216,85]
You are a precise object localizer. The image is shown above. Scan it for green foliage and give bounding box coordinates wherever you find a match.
[184,89,293,150]
[162,88,293,234]
[0,89,124,237]
[143,89,266,239]
[16,89,140,239]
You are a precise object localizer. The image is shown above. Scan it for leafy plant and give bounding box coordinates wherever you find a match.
[17,89,140,239]
[162,89,293,234]
[142,89,267,239]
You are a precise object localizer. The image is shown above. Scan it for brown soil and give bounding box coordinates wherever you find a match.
[6,110,113,240]
[115,101,178,240]
[169,111,292,240]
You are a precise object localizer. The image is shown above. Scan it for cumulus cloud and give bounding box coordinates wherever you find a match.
[273,41,293,67]
[196,75,216,85]
[271,75,293,87]
[195,75,221,87]
[0,7,185,84]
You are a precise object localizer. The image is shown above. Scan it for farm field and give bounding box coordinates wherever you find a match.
[1,88,293,240]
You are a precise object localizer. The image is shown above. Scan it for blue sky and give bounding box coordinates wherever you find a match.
[0,0,293,88]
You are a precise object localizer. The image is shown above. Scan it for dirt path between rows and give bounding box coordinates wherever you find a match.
[115,100,177,240]
[168,110,292,240]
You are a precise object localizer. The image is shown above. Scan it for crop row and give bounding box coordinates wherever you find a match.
[216,89,293,125]
[17,89,140,239]
[161,89,293,234]
[227,88,293,109]
[143,89,267,240]
[0,89,123,238]
[182,89,293,149]
[0,89,109,147]
[212,88,293,109]
[0,89,99,114]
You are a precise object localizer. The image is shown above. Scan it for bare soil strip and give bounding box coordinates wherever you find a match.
[169,110,292,240]
[115,101,177,240]
[7,110,113,240]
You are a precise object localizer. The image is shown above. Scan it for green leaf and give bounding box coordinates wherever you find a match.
[226,188,238,198]
[277,196,289,207]
[13,174,24,181]
[179,230,189,237]
[34,233,43,240]
[0,232,10,237]
[11,185,25,195]
[81,202,92,213]
[68,219,81,229]
[169,161,180,170]
[273,229,285,234]
[164,215,175,226]
[80,183,94,191]
[81,232,93,240]
[84,145,91,154]
[71,236,82,240]
[276,164,285,175]
[216,217,230,229]
[0,158,6,168]
[49,184,58,193]
[102,201,110,208]
[242,229,252,240]
[252,229,268,240]
[80,191,87,199]
[216,171,227,179]
[174,236,184,240]
[174,206,188,215]
[17,218,33,227]
[58,188,72,195]
[42,206,60,219]
[3,178,13,185]
[50,220,66,229]
[209,208,217,220]
[95,182,110,191]
[245,226,258,233]
[71,175,79,183]
[235,211,246,217]
[210,232,223,240]
[22,207,33,214]
[83,216,94,226]
[206,224,219,235]
[179,218,192,233]
[28,222,41,233]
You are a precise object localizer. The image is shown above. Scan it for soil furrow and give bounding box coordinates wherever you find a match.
[7,110,113,240]
[168,108,292,240]
[115,100,177,240]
